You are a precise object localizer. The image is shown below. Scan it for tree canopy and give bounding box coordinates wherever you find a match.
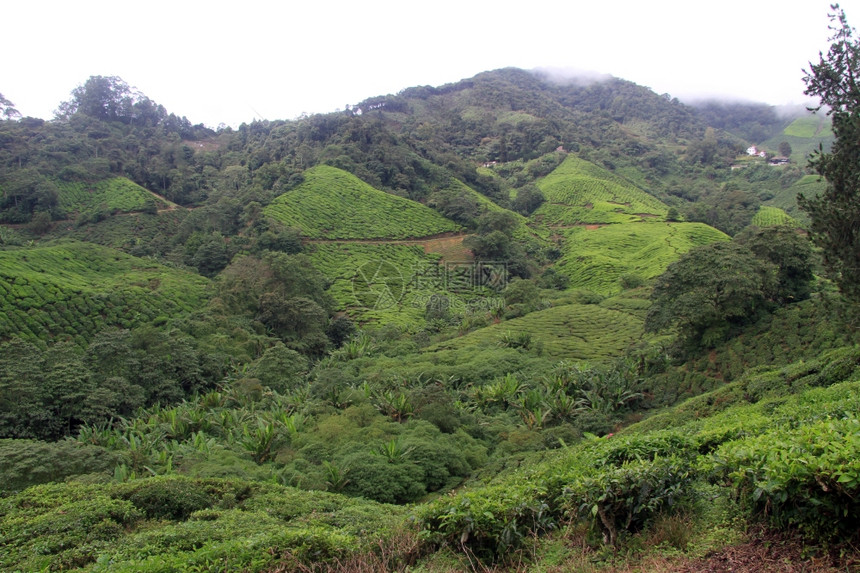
[645,242,778,350]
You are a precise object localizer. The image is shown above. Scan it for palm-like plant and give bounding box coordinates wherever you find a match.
[371,438,415,463]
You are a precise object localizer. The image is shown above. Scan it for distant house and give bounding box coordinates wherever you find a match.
[769,156,790,165]
[746,145,768,158]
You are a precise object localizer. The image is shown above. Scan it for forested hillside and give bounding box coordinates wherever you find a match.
[1,54,857,572]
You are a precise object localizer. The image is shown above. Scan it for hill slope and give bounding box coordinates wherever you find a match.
[264,165,461,239]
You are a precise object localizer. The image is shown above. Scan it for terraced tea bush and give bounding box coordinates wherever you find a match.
[427,303,643,360]
[418,429,697,559]
[57,177,168,216]
[556,223,729,295]
[264,165,460,239]
[714,415,860,541]
[532,155,669,225]
[751,205,798,228]
[308,241,508,328]
[562,455,693,546]
[0,476,409,572]
[0,241,209,343]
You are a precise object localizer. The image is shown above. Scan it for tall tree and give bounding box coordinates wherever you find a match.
[0,93,20,119]
[800,4,860,300]
[645,242,778,350]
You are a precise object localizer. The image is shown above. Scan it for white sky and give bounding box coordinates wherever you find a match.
[3,0,855,128]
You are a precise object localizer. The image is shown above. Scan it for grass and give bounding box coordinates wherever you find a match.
[57,177,168,216]
[555,222,729,296]
[531,155,669,226]
[264,165,461,240]
[0,241,210,344]
[425,302,644,360]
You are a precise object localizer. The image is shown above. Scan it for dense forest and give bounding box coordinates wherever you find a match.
[1,10,859,570]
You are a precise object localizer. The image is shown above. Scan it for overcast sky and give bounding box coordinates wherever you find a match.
[3,0,855,128]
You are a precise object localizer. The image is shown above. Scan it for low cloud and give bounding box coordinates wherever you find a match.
[530,66,613,87]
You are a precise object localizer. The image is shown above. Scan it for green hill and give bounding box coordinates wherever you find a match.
[307,241,513,328]
[57,177,169,216]
[556,222,730,295]
[2,64,859,572]
[531,155,670,226]
[783,114,832,138]
[263,165,461,239]
[307,242,440,327]
[0,242,209,344]
[439,176,550,246]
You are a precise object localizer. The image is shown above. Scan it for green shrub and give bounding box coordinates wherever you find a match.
[417,482,553,560]
[561,455,693,546]
[340,453,426,504]
[119,477,216,520]
[713,416,860,541]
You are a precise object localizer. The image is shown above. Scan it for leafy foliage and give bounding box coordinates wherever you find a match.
[645,222,816,356]
[0,476,407,572]
[750,205,797,228]
[0,56,857,571]
[428,303,643,360]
